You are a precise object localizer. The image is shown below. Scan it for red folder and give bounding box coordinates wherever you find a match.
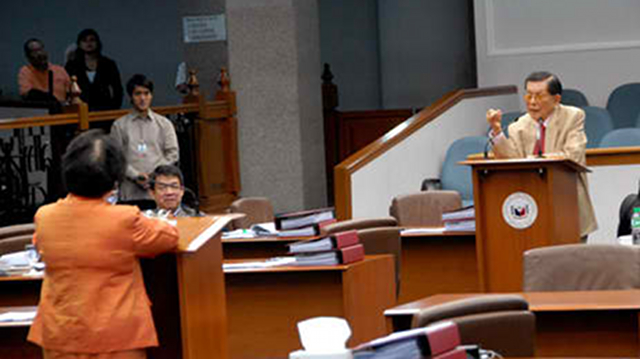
[434,347,467,359]
[332,230,359,249]
[418,321,461,356]
[339,243,365,264]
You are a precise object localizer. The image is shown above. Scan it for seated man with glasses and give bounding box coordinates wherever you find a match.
[148,165,202,217]
[485,71,597,241]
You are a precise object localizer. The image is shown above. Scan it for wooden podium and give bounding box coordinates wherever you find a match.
[462,158,587,292]
[142,215,232,359]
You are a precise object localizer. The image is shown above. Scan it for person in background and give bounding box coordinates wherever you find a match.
[111,74,179,207]
[148,165,202,217]
[486,71,597,240]
[18,38,70,103]
[65,28,123,110]
[28,129,179,358]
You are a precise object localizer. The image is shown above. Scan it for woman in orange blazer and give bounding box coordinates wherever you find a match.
[27,130,179,359]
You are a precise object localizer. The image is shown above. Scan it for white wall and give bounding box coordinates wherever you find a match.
[474,0,640,107]
[350,93,520,218]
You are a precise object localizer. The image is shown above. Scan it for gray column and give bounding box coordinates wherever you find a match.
[227,0,326,212]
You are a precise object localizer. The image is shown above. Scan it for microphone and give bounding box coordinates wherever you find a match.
[536,117,543,157]
[484,135,493,159]
[183,187,201,214]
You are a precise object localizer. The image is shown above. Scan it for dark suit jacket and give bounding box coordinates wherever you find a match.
[65,55,123,111]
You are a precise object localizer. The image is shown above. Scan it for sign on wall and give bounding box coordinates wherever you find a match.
[183,15,226,43]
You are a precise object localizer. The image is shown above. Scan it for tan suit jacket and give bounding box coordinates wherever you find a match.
[492,104,597,236]
[28,195,179,353]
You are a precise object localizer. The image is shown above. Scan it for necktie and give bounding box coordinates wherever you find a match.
[533,120,546,156]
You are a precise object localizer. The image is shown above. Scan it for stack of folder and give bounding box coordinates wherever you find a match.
[275,207,336,237]
[353,321,469,359]
[441,206,475,232]
[288,230,365,266]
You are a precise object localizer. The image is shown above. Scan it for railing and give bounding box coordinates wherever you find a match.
[333,85,520,220]
[322,64,414,205]
[0,69,240,225]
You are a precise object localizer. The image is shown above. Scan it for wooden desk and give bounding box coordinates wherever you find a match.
[399,229,478,304]
[224,255,396,359]
[222,229,479,304]
[385,290,640,357]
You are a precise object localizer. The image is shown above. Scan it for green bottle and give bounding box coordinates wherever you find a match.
[632,207,640,244]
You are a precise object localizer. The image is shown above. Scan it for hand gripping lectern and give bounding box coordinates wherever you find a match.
[461,158,587,292]
[141,215,233,359]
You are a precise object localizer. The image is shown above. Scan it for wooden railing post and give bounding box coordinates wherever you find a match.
[183,70,201,104]
[322,63,339,206]
[215,68,241,196]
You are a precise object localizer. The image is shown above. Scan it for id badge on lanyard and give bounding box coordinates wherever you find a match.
[137,142,148,157]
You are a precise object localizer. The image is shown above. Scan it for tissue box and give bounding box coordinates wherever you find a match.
[289,349,353,359]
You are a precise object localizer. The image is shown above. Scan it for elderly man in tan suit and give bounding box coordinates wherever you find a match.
[486,71,597,240]
[28,130,178,359]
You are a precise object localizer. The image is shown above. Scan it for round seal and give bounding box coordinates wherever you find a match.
[502,192,538,229]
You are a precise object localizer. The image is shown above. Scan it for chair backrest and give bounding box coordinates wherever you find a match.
[498,111,524,137]
[389,191,461,227]
[320,217,397,236]
[599,128,640,148]
[441,136,487,205]
[561,88,589,107]
[228,197,275,229]
[411,295,535,357]
[0,223,35,256]
[523,244,640,291]
[583,106,614,148]
[356,227,401,296]
[606,83,640,129]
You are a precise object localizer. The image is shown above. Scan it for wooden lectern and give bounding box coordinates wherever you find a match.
[142,215,232,359]
[462,158,587,292]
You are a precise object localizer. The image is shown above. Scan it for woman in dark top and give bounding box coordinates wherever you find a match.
[65,29,123,111]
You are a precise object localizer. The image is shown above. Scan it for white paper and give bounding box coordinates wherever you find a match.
[223,257,296,271]
[297,317,351,354]
[222,229,257,239]
[0,310,36,323]
[401,227,446,235]
[183,15,226,43]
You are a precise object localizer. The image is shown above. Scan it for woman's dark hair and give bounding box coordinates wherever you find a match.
[76,28,103,54]
[72,29,103,68]
[62,129,126,198]
[524,71,563,96]
[126,74,154,97]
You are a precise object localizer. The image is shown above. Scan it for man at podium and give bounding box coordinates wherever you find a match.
[486,71,597,239]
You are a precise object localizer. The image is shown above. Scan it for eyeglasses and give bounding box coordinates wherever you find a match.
[155,182,183,192]
[523,92,551,103]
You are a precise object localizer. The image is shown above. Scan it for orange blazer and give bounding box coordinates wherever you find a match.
[28,194,179,353]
